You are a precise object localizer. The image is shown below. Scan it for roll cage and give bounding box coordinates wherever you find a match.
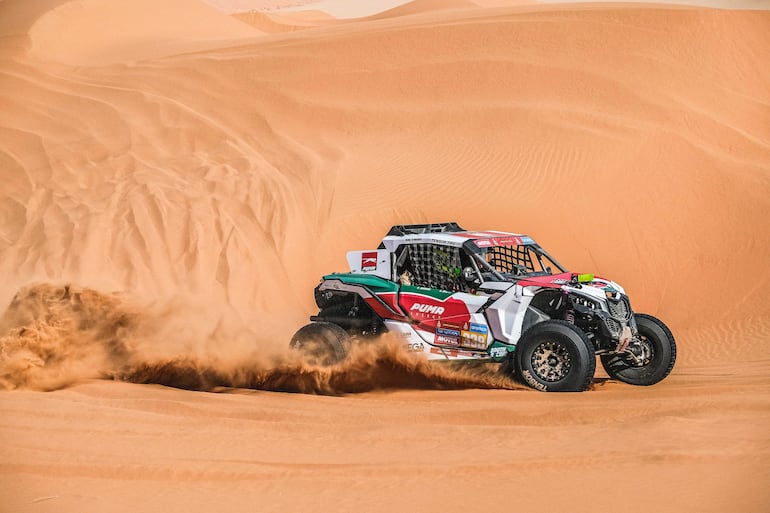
[387,224,567,291]
[464,240,566,280]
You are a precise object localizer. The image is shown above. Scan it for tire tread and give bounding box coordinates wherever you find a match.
[514,320,596,392]
[600,313,676,386]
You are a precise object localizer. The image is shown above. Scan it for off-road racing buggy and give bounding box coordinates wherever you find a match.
[291,223,676,392]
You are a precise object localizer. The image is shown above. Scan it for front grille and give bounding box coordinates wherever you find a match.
[604,317,623,338]
[607,297,631,320]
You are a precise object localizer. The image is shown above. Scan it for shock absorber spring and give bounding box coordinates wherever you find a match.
[563,292,575,324]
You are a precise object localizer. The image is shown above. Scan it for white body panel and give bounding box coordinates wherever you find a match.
[485,284,534,345]
[346,250,391,279]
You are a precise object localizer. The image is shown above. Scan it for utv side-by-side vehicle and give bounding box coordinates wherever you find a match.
[291,223,676,392]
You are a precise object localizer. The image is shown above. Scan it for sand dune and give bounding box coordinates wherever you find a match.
[26,0,262,65]
[1,0,769,511]
[365,0,481,19]
[1,362,768,513]
[233,8,338,32]
[3,2,768,329]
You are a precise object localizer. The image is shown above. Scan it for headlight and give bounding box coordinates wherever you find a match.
[571,294,600,310]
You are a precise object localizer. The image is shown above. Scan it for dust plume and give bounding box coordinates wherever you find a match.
[0,283,518,394]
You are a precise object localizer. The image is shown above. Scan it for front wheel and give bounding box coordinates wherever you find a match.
[513,320,596,392]
[600,313,676,386]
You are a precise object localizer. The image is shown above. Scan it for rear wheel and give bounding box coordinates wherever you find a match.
[513,320,596,392]
[600,313,676,386]
[289,322,350,366]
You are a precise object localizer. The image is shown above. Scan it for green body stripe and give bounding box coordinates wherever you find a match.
[323,273,399,293]
[322,275,457,299]
[398,285,453,300]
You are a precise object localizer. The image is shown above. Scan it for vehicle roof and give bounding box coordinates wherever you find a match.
[379,230,535,251]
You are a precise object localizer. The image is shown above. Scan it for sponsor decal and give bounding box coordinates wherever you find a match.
[469,323,488,334]
[518,272,574,290]
[436,334,460,346]
[361,251,378,271]
[460,330,487,349]
[400,295,472,323]
[410,303,445,316]
[522,370,548,392]
[474,236,524,248]
[399,292,468,322]
[489,346,508,358]
[437,320,462,330]
[593,279,616,293]
[406,342,425,352]
[436,328,460,337]
[430,347,476,357]
[521,236,535,244]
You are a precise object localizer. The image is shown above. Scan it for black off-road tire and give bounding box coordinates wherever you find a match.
[513,320,596,392]
[600,313,676,386]
[290,322,350,366]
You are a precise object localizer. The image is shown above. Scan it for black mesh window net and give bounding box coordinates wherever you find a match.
[487,245,538,274]
[407,244,463,291]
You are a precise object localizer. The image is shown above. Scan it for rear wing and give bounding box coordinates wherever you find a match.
[346,250,392,280]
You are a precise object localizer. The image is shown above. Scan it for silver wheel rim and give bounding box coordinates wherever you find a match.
[531,340,572,382]
[628,335,654,367]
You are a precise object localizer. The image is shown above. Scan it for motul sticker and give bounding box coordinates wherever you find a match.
[361,251,378,271]
[436,334,460,346]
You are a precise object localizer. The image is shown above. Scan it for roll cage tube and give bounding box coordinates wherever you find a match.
[463,241,567,277]
[470,252,505,280]
[530,245,567,274]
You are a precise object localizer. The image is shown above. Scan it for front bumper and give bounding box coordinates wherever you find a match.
[573,294,637,351]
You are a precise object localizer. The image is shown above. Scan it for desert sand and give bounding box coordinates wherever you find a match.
[1,0,769,511]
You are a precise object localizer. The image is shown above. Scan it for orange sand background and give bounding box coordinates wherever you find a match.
[1,0,769,511]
